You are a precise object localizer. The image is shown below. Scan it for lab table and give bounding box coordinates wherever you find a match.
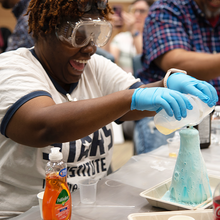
[11,143,220,220]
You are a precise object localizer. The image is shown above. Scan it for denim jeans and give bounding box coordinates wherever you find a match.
[134,117,174,154]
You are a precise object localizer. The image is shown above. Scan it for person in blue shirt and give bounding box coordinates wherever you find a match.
[134,0,220,154]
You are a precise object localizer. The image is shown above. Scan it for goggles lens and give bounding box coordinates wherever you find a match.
[56,18,112,48]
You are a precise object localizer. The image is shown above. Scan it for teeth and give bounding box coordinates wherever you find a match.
[74,59,88,64]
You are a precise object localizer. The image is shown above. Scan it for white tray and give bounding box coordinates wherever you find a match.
[140,174,220,211]
[128,209,213,220]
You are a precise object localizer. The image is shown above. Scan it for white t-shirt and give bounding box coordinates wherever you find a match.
[0,48,142,216]
[110,31,137,73]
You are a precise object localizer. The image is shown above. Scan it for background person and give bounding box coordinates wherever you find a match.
[0,0,217,218]
[0,0,34,51]
[134,0,220,154]
[110,0,154,74]
[110,0,154,141]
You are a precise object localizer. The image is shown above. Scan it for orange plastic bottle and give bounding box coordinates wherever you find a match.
[43,147,72,220]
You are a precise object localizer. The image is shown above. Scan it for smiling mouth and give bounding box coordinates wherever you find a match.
[69,59,88,71]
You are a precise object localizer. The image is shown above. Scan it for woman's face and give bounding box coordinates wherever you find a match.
[35,14,98,89]
[131,1,150,28]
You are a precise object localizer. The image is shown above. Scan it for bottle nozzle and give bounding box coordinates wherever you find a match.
[49,147,63,161]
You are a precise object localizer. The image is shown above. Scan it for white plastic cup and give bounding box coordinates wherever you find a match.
[78,179,98,204]
[168,216,195,220]
[154,94,214,135]
[37,191,44,219]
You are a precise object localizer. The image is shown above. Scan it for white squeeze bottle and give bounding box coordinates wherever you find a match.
[154,94,215,135]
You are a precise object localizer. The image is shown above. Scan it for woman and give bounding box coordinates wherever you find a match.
[109,0,154,140]
[110,0,154,74]
[0,0,217,217]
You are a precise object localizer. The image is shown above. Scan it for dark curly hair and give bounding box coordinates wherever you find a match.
[26,0,113,39]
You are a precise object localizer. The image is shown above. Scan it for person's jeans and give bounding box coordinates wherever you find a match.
[134,117,174,154]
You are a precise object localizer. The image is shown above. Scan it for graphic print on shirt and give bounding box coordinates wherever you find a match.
[42,125,113,191]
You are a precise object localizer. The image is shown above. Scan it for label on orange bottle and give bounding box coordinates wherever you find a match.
[59,168,67,177]
[54,189,71,220]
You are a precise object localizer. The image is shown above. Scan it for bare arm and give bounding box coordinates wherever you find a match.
[6,80,164,148]
[121,11,143,54]
[5,79,161,148]
[6,91,131,147]
[154,49,220,80]
[132,33,143,54]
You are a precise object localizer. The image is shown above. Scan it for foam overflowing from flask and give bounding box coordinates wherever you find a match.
[162,127,212,207]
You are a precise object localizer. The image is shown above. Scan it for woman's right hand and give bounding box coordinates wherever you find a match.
[130,87,193,120]
[121,11,136,32]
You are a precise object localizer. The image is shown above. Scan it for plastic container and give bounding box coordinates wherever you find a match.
[78,178,98,204]
[211,106,220,129]
[42,147,72,220]
[37,191,44,219]
[154,94,215,135]
[128,209,213,220]
[211,106,220,144]
[167,131,180,158]
[168,216,195,220]
[139,174,220,211]
[213,182,220,220]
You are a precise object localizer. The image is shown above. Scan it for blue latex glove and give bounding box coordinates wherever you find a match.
[131,87,193,120]
[167,72,218,107]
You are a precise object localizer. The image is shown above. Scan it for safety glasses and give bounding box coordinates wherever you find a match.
[56,17,112,48]
[129,7,148,15]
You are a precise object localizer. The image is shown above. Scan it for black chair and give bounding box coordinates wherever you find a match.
[131,54,143,155]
